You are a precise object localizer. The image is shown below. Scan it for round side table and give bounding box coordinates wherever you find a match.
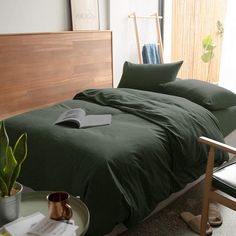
[20,191,90,236]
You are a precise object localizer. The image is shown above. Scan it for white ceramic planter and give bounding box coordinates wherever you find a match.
[0,182,23,226]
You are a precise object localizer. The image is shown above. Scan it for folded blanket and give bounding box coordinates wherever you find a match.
[142,43,160,64]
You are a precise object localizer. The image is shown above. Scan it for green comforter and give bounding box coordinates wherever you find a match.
[5,88,227,236]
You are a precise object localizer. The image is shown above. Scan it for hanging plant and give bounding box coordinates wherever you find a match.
[201,34,216,82]
[201,34,216,63]
[216,20,224,36]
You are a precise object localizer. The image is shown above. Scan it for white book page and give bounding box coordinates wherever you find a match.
[61,108,85,120]
[27,217,78,236]
[4,212,45,236]
[4,212,78,236]
[54,108,112,128]
[80,114,112,128]
[54,108,86,126]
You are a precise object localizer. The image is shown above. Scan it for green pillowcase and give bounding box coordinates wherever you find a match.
[118,61,183,91]
[157,79,236,110]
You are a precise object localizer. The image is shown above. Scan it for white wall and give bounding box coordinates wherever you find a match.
[99,0,110,29]
[0,0,71,33]
[219,0,236,93]
[110,0,159,86]
[0,0,109,33]
[163,0,172,63]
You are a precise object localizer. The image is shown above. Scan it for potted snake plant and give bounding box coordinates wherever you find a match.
[0,121,27,225]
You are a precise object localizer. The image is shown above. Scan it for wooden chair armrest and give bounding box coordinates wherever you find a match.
[198,136,236,155]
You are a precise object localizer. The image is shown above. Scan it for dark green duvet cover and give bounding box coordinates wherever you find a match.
[5,88,228,236]
[211,105,236,136]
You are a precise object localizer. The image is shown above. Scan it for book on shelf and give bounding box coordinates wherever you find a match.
[54,108,112,128]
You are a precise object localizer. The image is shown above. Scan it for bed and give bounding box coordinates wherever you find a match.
[1,33,236,236]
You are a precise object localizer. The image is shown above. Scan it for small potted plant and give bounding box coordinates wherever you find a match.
[0,121,27,225]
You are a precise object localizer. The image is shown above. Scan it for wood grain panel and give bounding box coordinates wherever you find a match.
[0,31,113,120]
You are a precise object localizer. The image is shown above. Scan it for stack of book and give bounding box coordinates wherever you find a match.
[0,212,78,236]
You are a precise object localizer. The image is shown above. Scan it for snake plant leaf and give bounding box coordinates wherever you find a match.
[0,175,8,197]
[13,133,27,165]
[4,146,17,192]
[8,165,21,195]
[8,133,27,193]
[0,121,9,178]
[0,121,27,196]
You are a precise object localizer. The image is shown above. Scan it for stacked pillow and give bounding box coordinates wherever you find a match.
[118,61,183,92]
[157,79,236,110]
[118,61,236,110]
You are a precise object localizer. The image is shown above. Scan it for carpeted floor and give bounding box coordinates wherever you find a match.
[118,180,236,236]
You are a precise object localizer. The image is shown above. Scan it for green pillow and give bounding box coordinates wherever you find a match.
[157,79,236,110]
[118,61,183,91]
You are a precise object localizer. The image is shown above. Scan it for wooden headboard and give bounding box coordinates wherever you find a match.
[0,31,113,120]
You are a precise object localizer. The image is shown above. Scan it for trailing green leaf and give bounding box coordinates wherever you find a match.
[201,51,214,63]
[201,34,216,64]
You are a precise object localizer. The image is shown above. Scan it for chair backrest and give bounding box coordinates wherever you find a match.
[198,136,236,155]
[198,136,236,236]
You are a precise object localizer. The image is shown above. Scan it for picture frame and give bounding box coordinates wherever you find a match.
[71,0,100,30]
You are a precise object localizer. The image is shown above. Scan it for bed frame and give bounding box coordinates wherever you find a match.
[0,31,113,120]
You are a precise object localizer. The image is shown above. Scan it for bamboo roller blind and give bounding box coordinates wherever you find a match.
[171,0,227,83]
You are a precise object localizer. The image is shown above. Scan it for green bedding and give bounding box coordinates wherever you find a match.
[5,88,228,236]
[211,106,236,136]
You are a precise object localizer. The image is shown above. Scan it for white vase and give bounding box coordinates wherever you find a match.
[0,182,23,226]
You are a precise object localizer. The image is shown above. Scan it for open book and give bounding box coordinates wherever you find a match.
[54,108,112,128]
[0,212,77,236]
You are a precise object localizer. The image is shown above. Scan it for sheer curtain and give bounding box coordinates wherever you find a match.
[219,0,236,93]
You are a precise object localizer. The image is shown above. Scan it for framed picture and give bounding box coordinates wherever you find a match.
[71,0,100,30]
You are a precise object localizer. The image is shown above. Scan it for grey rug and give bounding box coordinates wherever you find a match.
[119,180,236,236]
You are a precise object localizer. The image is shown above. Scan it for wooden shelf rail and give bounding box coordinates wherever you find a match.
[128,12,164,64]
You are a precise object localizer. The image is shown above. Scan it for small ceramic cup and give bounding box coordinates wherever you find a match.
[47,191,73,221]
